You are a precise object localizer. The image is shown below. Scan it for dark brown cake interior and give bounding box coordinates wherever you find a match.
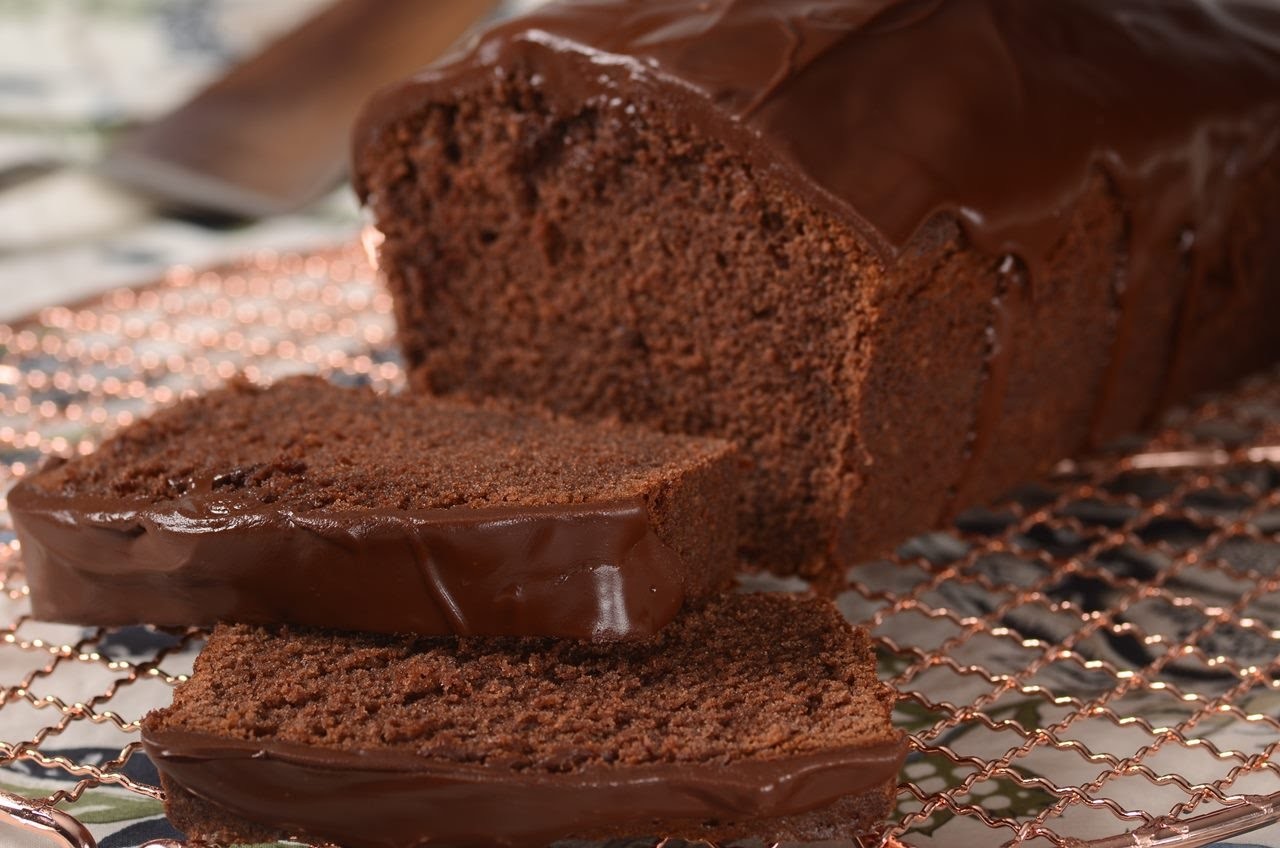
[28,375,735,513]
[365,77,874,571]
[146,593,897,772]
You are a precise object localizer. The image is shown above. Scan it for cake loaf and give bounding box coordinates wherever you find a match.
[10,376,738,640]
[142,593,907,848]
[354,0,1280,574]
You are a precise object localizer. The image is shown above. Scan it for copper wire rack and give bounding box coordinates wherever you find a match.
[0,244,1278,848]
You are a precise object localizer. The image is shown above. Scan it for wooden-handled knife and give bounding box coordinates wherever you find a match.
[102,0,498,218]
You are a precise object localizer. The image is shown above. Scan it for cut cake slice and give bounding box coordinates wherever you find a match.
[142,593,907,848]
[10,375,738,640]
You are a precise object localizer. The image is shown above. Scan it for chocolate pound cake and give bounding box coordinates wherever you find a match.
[10,376,738,640]
[354,0,1280,574]
[142,594,907,848]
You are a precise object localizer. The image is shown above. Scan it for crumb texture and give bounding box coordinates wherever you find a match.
[146,594,898,773]
[27,376,733,512]
[363,74,873,572]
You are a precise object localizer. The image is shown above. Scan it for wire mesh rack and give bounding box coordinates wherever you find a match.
[0,243,1278,848]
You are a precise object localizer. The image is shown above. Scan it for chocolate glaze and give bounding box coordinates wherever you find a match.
[355,0,1280,263]
[943,256,1026,518]
[142,728,907,848]
[9,483,686,640]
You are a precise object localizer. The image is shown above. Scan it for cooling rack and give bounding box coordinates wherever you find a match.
[0,243,1278,848]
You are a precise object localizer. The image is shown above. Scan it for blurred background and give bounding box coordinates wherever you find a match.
[0,0,539,322]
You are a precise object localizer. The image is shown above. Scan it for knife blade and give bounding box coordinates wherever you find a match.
[101,0,497,218]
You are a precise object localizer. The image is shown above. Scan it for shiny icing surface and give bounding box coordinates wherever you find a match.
[357,0,1280,265]
[142,728,908,848]
[9,482,686,640]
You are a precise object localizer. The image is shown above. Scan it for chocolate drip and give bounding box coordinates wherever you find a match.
[1086,233,1136,448]
[9,486,686,640]
[944,255,1027,517]
[142,729,908,848]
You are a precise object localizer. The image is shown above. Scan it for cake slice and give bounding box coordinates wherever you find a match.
[354,0,1280,575]
[142,593,907,848]
[10,376,738,640]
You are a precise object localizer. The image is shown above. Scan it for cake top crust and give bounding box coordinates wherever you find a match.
[355,0,1280,269]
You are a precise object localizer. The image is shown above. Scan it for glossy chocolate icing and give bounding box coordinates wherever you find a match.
[142,728,907,848]
[9,483,685,640]
[356,0,1280,264]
